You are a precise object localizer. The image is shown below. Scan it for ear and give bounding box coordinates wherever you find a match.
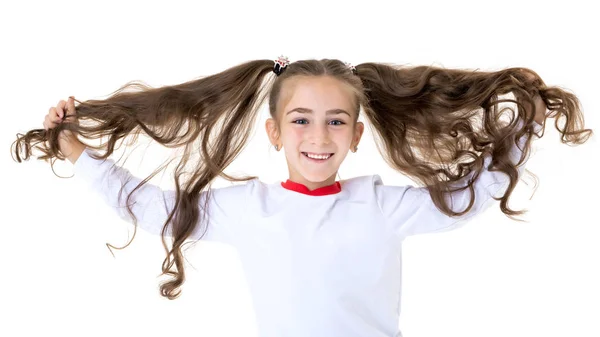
[265,118,280,146]
[353,121,365,147]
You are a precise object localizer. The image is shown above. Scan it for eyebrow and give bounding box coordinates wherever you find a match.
[285,107,351,117]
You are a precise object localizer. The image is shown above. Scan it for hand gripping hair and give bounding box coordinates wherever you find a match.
[12,56,593,300]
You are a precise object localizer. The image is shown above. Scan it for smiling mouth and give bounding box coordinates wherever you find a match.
[302,152,334,161]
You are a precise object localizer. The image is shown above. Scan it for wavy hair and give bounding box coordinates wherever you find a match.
[12,58,593,299]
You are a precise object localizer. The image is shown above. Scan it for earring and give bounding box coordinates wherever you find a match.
[275,144,279,151]
[352,145,358,153]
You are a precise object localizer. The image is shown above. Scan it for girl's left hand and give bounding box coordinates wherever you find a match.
[515,69,547,125]
[531,94,547,125]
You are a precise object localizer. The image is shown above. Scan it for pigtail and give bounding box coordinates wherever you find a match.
[12,59,276,299]
[356,63,592,219]
[13,57,593,299]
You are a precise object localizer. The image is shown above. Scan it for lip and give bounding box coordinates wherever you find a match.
[302,152,334,162]
[303,152,334,156]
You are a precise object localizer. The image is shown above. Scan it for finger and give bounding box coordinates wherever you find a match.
[67,96,76,115]
[56,100,66,118]
[44,121,57,131]
[45,114,60,127]
[48,107,61,123]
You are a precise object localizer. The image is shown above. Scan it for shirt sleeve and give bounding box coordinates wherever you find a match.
[72,148,248,244]
[376,121,543,239]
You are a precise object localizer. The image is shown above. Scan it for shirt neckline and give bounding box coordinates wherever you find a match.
[280,179,342,196]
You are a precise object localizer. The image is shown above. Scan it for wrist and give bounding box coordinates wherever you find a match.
[58,132,86,164]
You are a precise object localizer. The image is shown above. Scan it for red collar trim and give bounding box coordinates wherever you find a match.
[280,179,342,196]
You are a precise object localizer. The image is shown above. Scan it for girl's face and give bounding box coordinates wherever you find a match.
[266,76,364,190]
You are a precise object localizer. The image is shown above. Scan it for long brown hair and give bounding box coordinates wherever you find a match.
[12,58,593,300]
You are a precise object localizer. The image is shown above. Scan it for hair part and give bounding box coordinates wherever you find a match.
[12,58,593,299]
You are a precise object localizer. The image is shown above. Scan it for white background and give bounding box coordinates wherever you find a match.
[2,1,598,336]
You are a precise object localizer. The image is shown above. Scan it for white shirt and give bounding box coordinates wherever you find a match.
[73,122,542,337]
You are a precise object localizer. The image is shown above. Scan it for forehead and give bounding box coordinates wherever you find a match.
[278,76,355,115]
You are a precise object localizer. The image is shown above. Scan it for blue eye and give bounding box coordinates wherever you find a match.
[292,119,345,125]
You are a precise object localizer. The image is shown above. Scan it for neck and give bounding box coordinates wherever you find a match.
[288,173,337,191]
[299,178,336,191]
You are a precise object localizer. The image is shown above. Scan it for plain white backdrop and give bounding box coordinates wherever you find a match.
[2,0,598,336]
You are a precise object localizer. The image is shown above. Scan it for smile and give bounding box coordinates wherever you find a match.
[302,152,334,161]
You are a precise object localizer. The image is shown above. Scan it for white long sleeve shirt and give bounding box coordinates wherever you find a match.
[73,122,542,337]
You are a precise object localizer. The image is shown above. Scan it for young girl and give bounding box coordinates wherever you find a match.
[15,56,592,337]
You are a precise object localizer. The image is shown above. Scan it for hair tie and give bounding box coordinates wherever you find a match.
[344,61,357,75]
[273,56,357,76]
[273,55,290,76]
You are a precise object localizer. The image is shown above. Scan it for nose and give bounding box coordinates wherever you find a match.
[307,123,330,145]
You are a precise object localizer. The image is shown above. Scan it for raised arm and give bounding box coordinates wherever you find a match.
[376,120,543,238]
[72,148,247,243]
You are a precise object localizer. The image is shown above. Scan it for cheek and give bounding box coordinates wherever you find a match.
[334,129,354,144]
[285,127,305,143]
[278,125,303,148]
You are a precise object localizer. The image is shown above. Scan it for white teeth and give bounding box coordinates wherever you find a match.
[304,153,331,160]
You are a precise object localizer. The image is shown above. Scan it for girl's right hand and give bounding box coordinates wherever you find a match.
[43,96,77,132]
[43,97,86,162]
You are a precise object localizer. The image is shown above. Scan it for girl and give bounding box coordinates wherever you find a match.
[14,57,592,337]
